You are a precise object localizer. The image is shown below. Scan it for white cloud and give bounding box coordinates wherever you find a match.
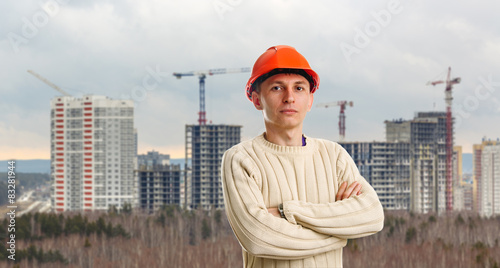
[1,0,499,159]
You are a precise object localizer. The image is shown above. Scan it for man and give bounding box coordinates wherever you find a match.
[221,45,384,268]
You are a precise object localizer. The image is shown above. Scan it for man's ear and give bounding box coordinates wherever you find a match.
[307,93,314,111]
[252,91,263,110]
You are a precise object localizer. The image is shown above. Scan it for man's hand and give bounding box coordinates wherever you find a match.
[336,181,362,201]
[268,207,281,218]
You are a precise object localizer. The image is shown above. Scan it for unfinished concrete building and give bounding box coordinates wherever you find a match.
[136,151,181,213]
[185,124,241,210]
[136,163,182,213]
[341,112,449,213]
[339,141,411,210]
[385,112,448,214]
[410,112,448,214]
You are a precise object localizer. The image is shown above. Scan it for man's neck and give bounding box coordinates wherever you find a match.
[264,127,303,146]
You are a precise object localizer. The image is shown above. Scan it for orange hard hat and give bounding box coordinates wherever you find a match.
[245,45,320,101]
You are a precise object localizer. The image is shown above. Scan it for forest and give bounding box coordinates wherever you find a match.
[0,173,50,206]
[0,208,499,268]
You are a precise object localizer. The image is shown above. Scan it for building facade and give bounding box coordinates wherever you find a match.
[473,139,500,217]
[185,124,241,210]
[452,146,474,212]
[340,112,450,213]
[383,112,449,213]
[138,150,171,167]
[408,112,448,214]
[340,111,454,214]
[339,141,411,210]
[137,163,182,213]
[50,95,135,212]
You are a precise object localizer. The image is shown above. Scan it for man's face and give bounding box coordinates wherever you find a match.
[251,73,314,132]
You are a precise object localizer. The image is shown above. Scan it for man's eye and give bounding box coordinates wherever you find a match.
[271,86,281,91]
[297,86,304,91]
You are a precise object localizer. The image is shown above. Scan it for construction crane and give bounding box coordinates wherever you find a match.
[427,66,461,212]
[173,67,250,125]
[27,70,71,96]
[316,101,354,141]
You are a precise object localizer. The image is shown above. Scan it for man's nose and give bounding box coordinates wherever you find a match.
[283,88,295,103]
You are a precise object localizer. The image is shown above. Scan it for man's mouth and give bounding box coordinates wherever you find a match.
[280,109,297,114]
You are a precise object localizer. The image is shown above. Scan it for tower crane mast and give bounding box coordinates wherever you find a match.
[316,101,354,141]
[427,66,461,212]
[173,67,250,125]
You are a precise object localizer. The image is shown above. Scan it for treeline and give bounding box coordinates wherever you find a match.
[3,245,67,265]
[1,209,499,267]
[0,173,50,206]
[0,212,130,240]
[0,212,130,265]
[14,173,50,190]
[0,205,240,267]
[344,211,500,268]
[0,182,7,206]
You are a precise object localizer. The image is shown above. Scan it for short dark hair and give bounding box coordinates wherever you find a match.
[252,68,314,93]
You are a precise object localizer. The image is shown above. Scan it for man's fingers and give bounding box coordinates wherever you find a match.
[337,181,363,201]
[342,182,358,200]
[267,207,281,218]
[336,181,348,201]
[354,183,362,196]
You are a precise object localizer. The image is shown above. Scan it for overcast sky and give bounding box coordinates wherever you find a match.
[1,0,499,160]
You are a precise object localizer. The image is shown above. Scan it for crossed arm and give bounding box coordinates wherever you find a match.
[268,181,362,217]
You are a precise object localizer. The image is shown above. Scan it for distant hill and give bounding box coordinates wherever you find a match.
[170,158,187,167]
[0,159,50,174]
[0,156,472,174]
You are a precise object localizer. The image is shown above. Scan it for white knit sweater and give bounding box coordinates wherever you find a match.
[221,134,384,268]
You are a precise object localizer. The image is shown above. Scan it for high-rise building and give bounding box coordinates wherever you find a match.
[462,181,474,211]
[452,146,473,212]
[339,141,411,210]
[385,119,411,143]
[50,95,136,212]
[473,139,500,217]
[384,112,449,214]
[338,110,453,214]
[408,112,448,214]
[137,163,182,213]
[136,151,181,212]
[473,143,483,213]
[185,124,241,210]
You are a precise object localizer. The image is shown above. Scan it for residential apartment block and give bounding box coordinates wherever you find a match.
[50,95,135,212]
[473,139,500,217]
[452,146,474,212]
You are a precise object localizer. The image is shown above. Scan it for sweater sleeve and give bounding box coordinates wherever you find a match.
[283,145,384,239]
[221,147,348,259]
